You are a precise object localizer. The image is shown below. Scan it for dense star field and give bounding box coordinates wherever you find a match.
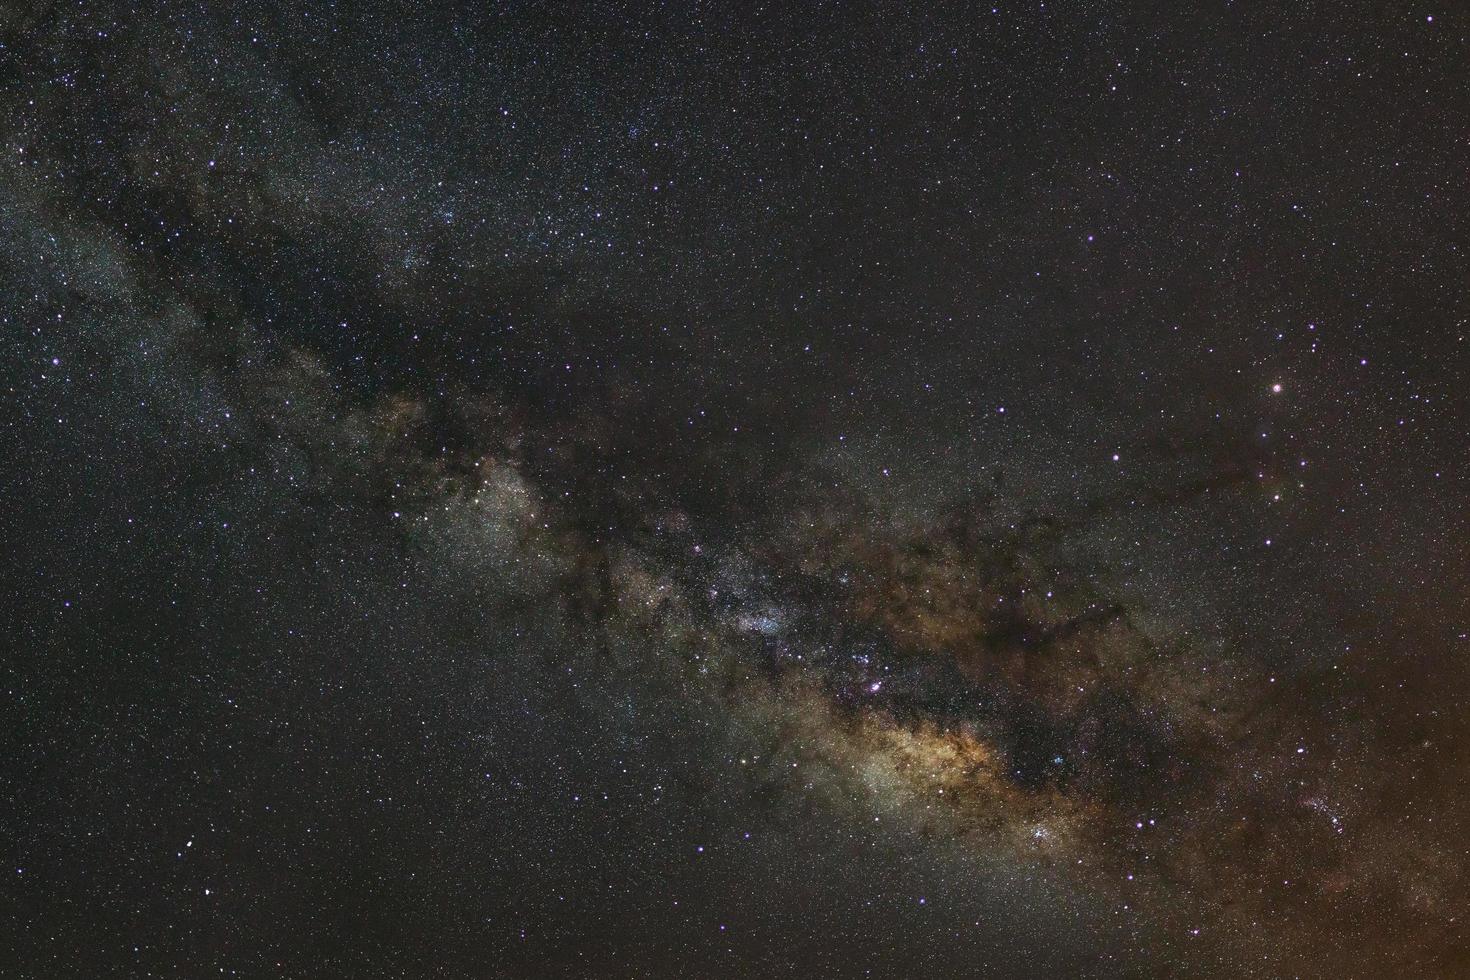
[3,2,1469,977]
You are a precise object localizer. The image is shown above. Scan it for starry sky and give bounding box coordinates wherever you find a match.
[3,2,1469,977]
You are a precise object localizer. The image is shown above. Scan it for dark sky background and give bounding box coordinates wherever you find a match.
[3,2,1468,977]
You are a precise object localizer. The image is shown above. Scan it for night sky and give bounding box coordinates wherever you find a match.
[3,2,1469,977]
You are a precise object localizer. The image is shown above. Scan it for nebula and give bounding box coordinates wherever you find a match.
[5,3,1469,977]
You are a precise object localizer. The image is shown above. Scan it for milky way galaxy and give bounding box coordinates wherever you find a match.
[4,3,1469,978]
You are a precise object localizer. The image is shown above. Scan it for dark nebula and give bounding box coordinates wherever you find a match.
[4,2,1469,977]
